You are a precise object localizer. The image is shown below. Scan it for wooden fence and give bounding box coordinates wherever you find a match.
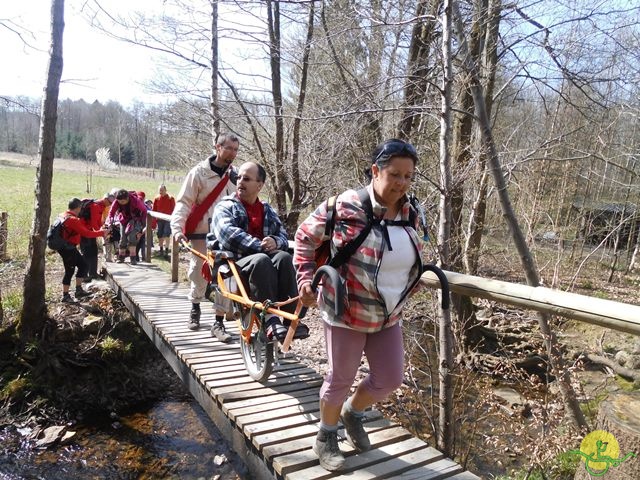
[146,210,640,337]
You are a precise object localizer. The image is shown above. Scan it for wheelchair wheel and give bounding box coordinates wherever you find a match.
[237,303,274,382]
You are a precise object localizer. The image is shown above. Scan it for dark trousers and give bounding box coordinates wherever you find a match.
[59,247,87,285]
[80,237,98,277]
[236,251,298,314]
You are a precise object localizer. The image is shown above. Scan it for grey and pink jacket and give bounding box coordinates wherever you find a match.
[294,184,423,333]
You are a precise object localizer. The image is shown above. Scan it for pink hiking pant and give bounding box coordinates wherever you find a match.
[319,321,404,407]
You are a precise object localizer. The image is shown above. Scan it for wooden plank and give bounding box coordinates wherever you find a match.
[243,410,321,439]
[387,457,462,479]
[209,374,322,398]
[227,393,318,420]
[218,379,323,404]
[201,367,319,387]
[236,400,320,429]
[445,472,482,480]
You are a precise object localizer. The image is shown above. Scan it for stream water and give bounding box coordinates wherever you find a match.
[0,395,250,480]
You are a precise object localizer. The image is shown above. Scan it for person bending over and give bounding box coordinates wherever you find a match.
[55,197,106,302]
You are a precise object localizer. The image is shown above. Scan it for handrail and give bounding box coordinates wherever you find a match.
[421,269,640,336]
[143,233,640,336]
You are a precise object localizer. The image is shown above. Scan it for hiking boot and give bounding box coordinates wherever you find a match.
[314,429,345,472]
[130,256,138,265]
[265,317,287,343]
[116,256,125,263]
[75,286,91,299]
[211,321,232,343]
[188,304,201,330]
[340,404,371,452]
[61,293,75,303]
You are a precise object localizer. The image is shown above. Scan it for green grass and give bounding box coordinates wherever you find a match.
[0,162,184,260]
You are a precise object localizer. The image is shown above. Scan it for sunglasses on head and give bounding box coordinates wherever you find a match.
[374,140,418,162]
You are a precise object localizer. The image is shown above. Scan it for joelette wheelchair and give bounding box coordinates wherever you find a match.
[181,241,342,382]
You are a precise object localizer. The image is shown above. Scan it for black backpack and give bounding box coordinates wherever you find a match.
[78,199,95,221]
[315,188,419,270]
[47,216,73,251]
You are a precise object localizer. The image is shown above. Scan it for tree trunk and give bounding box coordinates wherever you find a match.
[464,0,500,277]
[398,0,440,139]
[19,0,65,342]
[574,392,640,479]
[452,0,587,430]
[285,1,315,234]
[436,0,454,458]
[266,0,286,214]
[210,0,220,138]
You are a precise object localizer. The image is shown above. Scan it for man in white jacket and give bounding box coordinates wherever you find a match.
[171,132,239,339]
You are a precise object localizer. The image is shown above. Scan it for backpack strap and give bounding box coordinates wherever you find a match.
[324,195,337,237]
[328,188,374,269]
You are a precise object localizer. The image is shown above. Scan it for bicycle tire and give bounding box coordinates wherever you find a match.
[237,303,274,382]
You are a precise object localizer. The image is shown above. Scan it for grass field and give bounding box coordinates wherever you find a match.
[1,155,185,259]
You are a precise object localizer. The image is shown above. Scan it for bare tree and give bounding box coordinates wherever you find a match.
[437,0,455,457]
[451,0,587,429]
[18,0,65,342]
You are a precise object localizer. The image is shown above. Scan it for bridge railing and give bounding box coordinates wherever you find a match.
[145,210,640,336]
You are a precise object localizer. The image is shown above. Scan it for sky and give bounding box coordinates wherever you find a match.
[1,1,173,106]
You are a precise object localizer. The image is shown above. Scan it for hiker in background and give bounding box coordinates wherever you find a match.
[103,188,120,262]
[133,192,152,262]
[105,189,147,265]
[152,184,175,259]
[293,139,424,472]
[209,162,309,344]
[171,132,239,334]
[80,193,114,280]
[54,197,106,303]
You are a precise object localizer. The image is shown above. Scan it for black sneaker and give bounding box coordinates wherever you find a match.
[340,404,371,452]
[75,287,91,299]
[314,429,345,471]
[61,293,75,303]
[265,317,287,343]
[283,320,310,339]
[188,304,201,330]
[211,321,232,343]
[130,256,138,265]
[116,256,125,263]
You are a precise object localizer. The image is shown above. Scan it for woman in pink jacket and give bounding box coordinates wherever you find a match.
[105,189,147,265]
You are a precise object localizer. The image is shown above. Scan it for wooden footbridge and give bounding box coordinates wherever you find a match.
[104,260,479,480]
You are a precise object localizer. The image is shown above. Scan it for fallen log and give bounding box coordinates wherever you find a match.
[584,353,640,383]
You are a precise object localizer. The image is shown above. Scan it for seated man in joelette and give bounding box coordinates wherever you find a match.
[209,161,308,342]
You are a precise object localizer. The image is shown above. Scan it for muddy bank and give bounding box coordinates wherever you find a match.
[0,284,249,479]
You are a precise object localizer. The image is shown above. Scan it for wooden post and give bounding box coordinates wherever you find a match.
[145,214,153,262]
[171,237,179,282]
[0,212,7,261]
